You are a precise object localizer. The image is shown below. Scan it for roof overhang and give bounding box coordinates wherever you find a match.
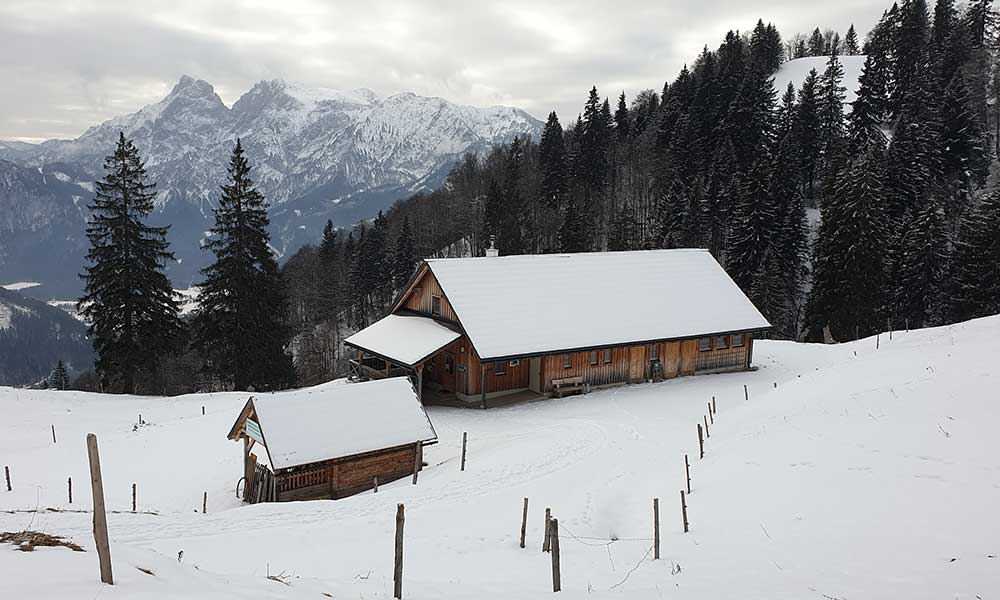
[344,313,462,368]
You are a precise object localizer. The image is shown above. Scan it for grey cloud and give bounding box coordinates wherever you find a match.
[0,0,889,141]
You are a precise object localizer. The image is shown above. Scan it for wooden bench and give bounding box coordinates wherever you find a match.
[551,376,590,398]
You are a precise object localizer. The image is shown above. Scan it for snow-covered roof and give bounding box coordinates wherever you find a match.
[426,249,771,361]
[344,313,461,367]
[246,378,436,470]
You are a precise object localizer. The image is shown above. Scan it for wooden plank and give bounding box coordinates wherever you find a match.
[394,504,405,599]
[87,434,113,585]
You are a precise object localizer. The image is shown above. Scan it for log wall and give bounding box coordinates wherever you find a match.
[275,443,420,502]
[401,269,459,322]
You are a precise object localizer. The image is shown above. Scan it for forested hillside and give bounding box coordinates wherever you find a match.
[0,287,92,385]
[282,0,1000,385]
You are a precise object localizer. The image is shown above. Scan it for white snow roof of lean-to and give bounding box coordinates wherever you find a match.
[250,377,436,470]
[344,313,461,367]
[425,249,772,361]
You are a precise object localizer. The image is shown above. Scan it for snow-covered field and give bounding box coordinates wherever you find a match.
[1,317,998,598]
[774,55,867,105]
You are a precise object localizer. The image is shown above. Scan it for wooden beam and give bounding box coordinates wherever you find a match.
[87,434,113,585]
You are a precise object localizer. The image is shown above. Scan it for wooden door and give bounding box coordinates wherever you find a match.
[442,351,457,391]
[628,346,645,383]
[529,357,542,392]
[663,342,681,378]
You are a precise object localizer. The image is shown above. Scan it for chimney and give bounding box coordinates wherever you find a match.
[485,235,499,258]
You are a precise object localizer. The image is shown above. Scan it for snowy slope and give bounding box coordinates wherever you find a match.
[774,55,867,105]
[1,317,998,598]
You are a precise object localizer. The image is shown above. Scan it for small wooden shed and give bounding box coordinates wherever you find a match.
[227,377,437,502]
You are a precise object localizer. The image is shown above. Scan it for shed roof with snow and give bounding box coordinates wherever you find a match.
[227,377,437,470]
[344,313,461,368]
[414,249,770,361]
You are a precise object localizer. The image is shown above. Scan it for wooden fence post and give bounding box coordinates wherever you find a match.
[703,415,710,438]
[680,490,689,533]
[549,517,561,592]
[68,477,72,503]
[542,507,551,552]
[132,483,136,512]
[744,384,748,401]
[4,466,9,491]
[394,503,405,599]
[697,424,704,459]
[520,497,529,548]
[653,498,660,560]
[412,441,423,484]
[876,333,880,349]
[684,454,691,494]
[708,402,713,424]
[52,425,57,444]
[202,491,207,514]
[712,396,716,414]
[461,432,468,472]
[87,433,113,585]
[373,476,379,493]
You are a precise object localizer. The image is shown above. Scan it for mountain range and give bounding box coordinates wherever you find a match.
[0,76,542,298]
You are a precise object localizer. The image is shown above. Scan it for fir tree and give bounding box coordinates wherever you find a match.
[806,148,890,341]
[940,73,990,209]
[614,92,631,139]
[609,202,639,251]
[48,360,69,390]
[193,139,294,391]
[846,55,890,156]
[559,195,590,253]
[392,216,417,289]
[78,132,183,393]
[950,188,1000,320]
[885,67,943,220]
[769,135,810,337]
[891,0,931,117]
[793,69,822,201]
[816,51,848,197]
[749,20,784,73]
[844,24,861,54]
[538,111,567,207]
[895,201,949,328]
[808,28,826,56]
[727,160,778,292]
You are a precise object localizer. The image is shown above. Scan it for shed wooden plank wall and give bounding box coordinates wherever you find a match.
[275,444,419,502]
[402,270,459,322]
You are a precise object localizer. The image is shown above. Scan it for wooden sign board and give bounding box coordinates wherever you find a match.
[245,418,264,445]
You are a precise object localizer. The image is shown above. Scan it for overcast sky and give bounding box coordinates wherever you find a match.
[0,0,888,142]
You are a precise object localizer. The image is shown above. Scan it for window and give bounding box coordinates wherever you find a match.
[698,337,712,352]
[650,344,659,360]
[494,361,506,376]
[431,295,442,316]
[732,334,744,348]
[603,349,612,364]
[715,336,729,350]
[589,351,598,365]
[562,354,572,369]
[509,359,520,367]
[445,354,454,374]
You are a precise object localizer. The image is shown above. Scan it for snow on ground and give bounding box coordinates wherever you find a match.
[774,55,867,105]
[1,317,998,598]
[1,282,40,291]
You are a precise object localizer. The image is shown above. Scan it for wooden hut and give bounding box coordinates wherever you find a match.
[345,249,772,406]
[227,377,437,502]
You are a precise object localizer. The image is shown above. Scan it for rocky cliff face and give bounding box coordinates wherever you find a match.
[1,76,542,297]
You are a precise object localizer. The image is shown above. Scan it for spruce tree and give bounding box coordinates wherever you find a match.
[846,55,890,156]
[392,216,417,289]
[538,112,567,207]
[940,73,989,208]
[808,28,826,56]
[48,360,69,390]
[727,160,778,292]
[816,51,847,198]
[614,92,631,139]
[559,196,590,253]
[950,188,1000,320]
[885,67,943,221]
[895,201,949,328]
[78,132,183,393]
[609,202,639,251]
[193,139,294,391]
[806,148,890,341]
[844,24,861,55]
[793,69,822,201]
[769,135,809,338]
